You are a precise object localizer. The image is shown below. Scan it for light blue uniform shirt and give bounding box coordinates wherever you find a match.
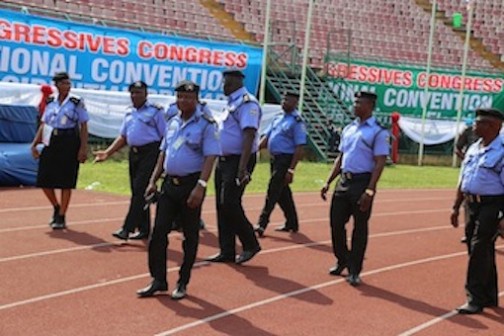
[42,94,89,128]
[265,109,307,155]
[220,87,262,155]
[120,101,166,147]
[165,102,213,123]
[460,136,504,195]
[161,106,222,176]
[339,116,390,173]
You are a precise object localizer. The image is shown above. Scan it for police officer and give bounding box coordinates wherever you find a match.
[455,117,479,244]
[320,91,389,286]
[94,81,166,240]
[451,108,504,314]
[31,72,89,229]
[165,101,209,231]
[137,80,221,300]
[255,91,306,237]
[206,69,262,264]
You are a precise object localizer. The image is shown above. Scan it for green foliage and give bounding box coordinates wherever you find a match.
[78,161,460,196]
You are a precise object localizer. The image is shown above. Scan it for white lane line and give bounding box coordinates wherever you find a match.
[0,225,458,311]
[0,189,452,213]
[0,209,450,263]
[0,217,124,233]
[155,246,504,336]
[0,199,451,233]
[398,291,504,336]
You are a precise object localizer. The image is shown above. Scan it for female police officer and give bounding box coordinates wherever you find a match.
[31,72,89,229]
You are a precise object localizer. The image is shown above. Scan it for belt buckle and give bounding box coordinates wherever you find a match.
[172,177,180,186]
[132,147,138,153]
[344,172,352,180]
[53,129,58,136]
[476,195,481,203]
[220,156,226,162]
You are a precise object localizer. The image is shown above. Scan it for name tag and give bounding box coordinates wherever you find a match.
[172,136,185,150]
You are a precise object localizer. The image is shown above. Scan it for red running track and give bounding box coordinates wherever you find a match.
[0,188,503,335]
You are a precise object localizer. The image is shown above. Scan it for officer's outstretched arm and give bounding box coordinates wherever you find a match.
[93,135,126,163]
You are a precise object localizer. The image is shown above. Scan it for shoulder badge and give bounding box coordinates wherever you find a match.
[242,94,250,103]
[46,96,55,104]
[69,96,81,105]
[295,115,302,123]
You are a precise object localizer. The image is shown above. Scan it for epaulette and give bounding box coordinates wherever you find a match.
[152,103,164,110]
[199,101,207,106]
[202,113,216,124]
[69,96,81,105]
[46,96,55,104]
[375,119,386,130]
[295,115,303,122]
[243,94,250,102]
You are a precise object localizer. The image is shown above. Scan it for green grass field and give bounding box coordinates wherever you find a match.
[78,160,460,196]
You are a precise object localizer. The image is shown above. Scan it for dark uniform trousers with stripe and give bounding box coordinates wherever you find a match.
[123,142,160,235]
[464,194,504,308]
[215,154,260,257]
[330,173,373,276]
[258,154,299,230]
[149,173,201,286]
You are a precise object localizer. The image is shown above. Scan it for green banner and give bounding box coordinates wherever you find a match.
[326,60,503,119]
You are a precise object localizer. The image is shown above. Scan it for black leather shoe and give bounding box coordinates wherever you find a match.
[236,245,261,264]
[51,215,66,230]
[346,274,361,286]
[254,226,265,238]
[137,280,168,298]
[329,264,347,276]
[129,232,149,240]
[171,283,187,300]
[49,205,60,226]
[199,219,205,230]
[456,303,483,314]
[205,253,235,263]
[112,229,129,240]
[274,226,291,232]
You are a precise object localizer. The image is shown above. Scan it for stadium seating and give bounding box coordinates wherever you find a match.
[219,0,497,71]
[434,0,503,57]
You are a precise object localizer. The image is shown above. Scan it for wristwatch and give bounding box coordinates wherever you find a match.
[365,188,375,197]
[197,179,208,188]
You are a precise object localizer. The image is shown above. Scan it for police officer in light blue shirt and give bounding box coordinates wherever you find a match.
[206,69,262,265]
[94,81,166,240]
[451,108,504,315]
[137,80,220,300]
[255,91,307,237]
[321,91,389,286]
[165,100,211,231]
[31,72,89,230]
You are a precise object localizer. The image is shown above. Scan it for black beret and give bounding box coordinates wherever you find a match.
[128,81,148,91]
[284,91,300,98]
[475,108,504,121]
[355,91,378,101]
[223,69,245,78]
[174,80,200,93]
[52,72,69,82]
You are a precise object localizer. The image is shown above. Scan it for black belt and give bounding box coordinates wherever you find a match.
[165,172,200,186]
[464,194,504,204]
[271,153,293,158]
[219,154,241,162]
[131,141,160,154]
[52,128,77,137]
[342,172,372,180]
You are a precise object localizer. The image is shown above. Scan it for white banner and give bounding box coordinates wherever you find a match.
[0,83,281,139]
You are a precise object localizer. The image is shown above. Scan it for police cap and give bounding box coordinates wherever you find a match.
[223,69,245,78]
[128,81,148,91]
[174,80,200,94]
[284,91,300,98]
[52,72,70,82]
[475,108,504,121]
[354,91,378,101]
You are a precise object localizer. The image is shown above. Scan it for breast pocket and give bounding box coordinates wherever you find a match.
[185,131,203,152]
[480,152,503,172]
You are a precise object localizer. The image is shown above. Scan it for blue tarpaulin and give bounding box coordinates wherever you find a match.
[0,104,38,143]
[0,143,39,186]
